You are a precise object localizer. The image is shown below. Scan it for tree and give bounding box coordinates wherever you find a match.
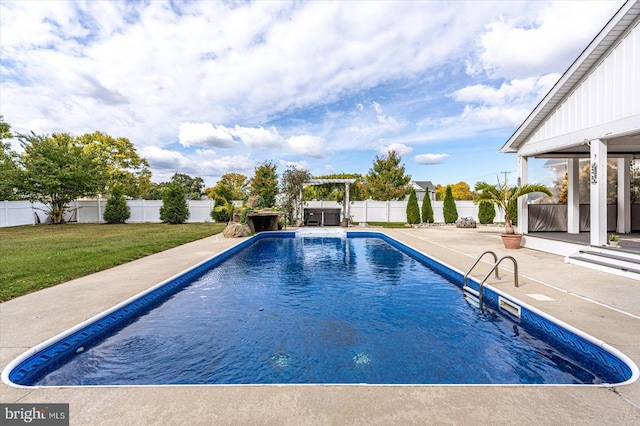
[206,172,248,201]
[280,166,312,225]
[474,177,551,234]
[0,116,19,201]
[170,173,205,199]
[249,161,278,207]
[15,133,103,223]
[442,185,458,224]
[406,188,420,224]
[436,182,473,200]
[159,183,190,224]
[421,189,434,224]
[142,182,169,200]
[477,201,496,224]
[103,185,131,223]
[366,150,411,201]
[77,131,151,198]
[451,181,474,200]
[557,172,568,204]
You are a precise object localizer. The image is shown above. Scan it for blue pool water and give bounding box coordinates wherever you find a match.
[7,233,635,385]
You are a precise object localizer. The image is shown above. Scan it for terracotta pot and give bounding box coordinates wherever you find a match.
[501,233,523,249]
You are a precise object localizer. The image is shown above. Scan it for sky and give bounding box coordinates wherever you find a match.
[0,0,625,188]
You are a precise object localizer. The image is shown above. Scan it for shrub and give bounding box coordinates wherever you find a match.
[160,183,190,224]
[443,185,458,224]
[103,186,130,224]
[211,197,231,222]
[406,188,420,224]
[477,201,496,224]
[421,189,434,223]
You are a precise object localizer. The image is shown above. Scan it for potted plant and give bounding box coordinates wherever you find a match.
[474,177,552,249]
[608,234,619,247]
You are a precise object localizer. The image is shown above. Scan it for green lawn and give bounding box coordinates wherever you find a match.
[355,222,409,228]
[0,222,226,302]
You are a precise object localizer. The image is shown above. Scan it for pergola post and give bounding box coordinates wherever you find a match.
[344,182,351,226]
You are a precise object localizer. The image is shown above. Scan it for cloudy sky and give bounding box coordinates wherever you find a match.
[0,0,624,188]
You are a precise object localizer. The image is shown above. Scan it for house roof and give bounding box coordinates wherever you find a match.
[500,0,640,154]
[411,181,436,192]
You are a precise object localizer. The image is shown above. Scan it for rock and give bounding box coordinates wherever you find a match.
[246,195,260,208]
[232,209,243,223]
[223,222,251,238]
[455,217,477,228]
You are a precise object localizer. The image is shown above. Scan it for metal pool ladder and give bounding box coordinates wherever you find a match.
[462,251,519,309]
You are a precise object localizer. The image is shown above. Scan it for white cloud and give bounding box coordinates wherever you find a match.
[414,153,451,165]
[232,125,284,149]
[376,143,413,156]
[286,135,326,158]
[466,1,622,79]
[141,146,254,185]
[141,146,193,171]
[178,122,236,148]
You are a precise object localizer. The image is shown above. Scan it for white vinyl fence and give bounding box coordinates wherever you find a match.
[305,200,504,224]
[0,199,504,228]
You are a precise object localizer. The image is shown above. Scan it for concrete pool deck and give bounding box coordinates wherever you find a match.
[1,226,639,425]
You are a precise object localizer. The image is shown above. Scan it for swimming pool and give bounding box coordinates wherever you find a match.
[3,231,637,386]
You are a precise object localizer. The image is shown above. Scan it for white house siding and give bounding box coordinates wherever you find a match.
[526,20,639,146]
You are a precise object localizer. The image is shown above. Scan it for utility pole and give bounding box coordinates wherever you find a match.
[500,171,511,184]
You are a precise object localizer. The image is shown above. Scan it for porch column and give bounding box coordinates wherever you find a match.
[590,139,607,246]
[618,156,631,233]
[567,158,580,234]
[517,155,528,234]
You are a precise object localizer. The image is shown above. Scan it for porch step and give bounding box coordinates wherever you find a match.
[567,247,640,280]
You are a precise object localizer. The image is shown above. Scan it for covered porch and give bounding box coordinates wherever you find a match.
[501,1,640,250]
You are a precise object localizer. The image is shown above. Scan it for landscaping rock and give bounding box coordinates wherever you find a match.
[455,217,477,228]
[223,222,251,238]
[246,195,260,208]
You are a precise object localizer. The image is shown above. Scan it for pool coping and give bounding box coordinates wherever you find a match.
[2,226,640,424]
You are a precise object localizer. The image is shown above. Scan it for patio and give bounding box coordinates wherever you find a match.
[1,226,639,424]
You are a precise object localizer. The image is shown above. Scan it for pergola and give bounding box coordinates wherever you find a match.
[302,179,356,226]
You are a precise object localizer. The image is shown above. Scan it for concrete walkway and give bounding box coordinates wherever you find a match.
[1,226,639,425]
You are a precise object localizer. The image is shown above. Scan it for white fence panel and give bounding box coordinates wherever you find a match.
[1,201,46,226]
[187,200,214,223]
[73,200,105,223]
[128,200,163,223]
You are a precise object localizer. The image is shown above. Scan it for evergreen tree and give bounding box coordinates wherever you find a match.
[249,161,278,207]
[160,183,190,224]
[477,201,496,224]
[103,185,131,223]
[421,189,434,223]
[443,185,458,224]
[406,188,420,224]
[366,150,411,201]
